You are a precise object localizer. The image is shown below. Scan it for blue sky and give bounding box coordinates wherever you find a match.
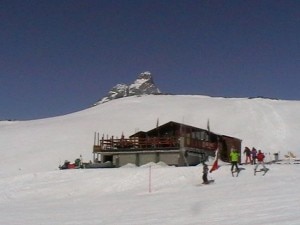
[1,0,299,120]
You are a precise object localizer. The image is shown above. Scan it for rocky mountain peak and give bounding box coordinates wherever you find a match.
[94,72,161,105]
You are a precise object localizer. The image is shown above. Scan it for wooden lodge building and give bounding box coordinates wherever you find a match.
[93,121,242,168]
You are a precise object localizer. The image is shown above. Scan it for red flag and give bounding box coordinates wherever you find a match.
[209,158,219,173]
[209,148,219,173]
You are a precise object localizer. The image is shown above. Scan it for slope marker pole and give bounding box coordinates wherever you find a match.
[149,165,152,193]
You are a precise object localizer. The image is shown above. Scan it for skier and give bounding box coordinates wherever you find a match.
[254,150,268,175]
[202,163,209,184]
[243,147,252,164]
[230,147,240,172]
[251,147,257,164]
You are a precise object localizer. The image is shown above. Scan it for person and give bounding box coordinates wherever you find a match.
[254,150,267,175]
[230,147,240,172]
[243,147,252,164]
[202,163,209,184]
[251,147,257,164]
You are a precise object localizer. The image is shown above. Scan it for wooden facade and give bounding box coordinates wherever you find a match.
[93,121,241,167]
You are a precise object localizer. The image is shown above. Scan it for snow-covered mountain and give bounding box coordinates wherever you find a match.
[94,71,161,104]
[1,94,300,177]
[1,94,300,225]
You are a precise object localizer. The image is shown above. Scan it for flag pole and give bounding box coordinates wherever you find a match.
[149,165,152,193]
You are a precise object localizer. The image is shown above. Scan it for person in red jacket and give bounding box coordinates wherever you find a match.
[254,150,268,175]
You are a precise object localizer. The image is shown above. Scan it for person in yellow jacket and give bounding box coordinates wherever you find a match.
[230,147,240,171]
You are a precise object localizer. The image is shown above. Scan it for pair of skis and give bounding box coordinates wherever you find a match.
[231,167,269,177]
[231,168,241,177]
[254,168,269,176]
[231,168,245,177]
[202,180,215,185]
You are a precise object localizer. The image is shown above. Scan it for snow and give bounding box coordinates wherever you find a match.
[1,95,300,224]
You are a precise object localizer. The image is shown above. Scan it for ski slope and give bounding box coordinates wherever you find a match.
[1,95,300,224]
[1,163,300,225]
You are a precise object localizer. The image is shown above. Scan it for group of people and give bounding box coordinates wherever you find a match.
[202,146,268,183]
[243,147,259,164]
[230,146,268,172]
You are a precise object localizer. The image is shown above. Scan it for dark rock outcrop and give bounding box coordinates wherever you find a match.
[94,71,161,105]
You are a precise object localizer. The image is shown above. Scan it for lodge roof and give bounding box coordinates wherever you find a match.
[130,121,241,141]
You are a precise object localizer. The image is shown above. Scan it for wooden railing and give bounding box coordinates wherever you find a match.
[93,136,218,153]
[94,137,180,152]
